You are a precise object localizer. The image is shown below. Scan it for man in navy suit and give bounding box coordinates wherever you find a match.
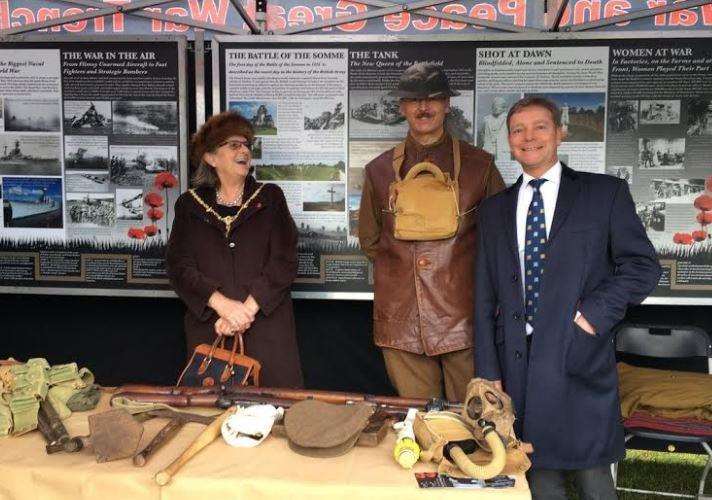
[474,97,661,499]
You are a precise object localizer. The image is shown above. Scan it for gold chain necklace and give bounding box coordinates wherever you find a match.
[189,185,264,237]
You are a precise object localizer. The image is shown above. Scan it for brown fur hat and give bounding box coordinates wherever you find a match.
[189,111,254,168]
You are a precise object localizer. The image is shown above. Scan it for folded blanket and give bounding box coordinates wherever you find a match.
[617,362,712,420]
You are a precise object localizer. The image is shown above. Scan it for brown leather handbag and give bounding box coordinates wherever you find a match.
[177,333,261,388]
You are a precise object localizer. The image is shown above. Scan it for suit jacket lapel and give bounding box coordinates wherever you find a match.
[549,164,579,243]
[504,176,521,268]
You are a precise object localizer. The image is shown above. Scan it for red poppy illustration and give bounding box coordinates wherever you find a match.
[128,227,147,240]
[697,211,712,225]
[692,230,708,242]
[144,192,164,208]
[144,224,158,237]
[673,232,693,245]
[147,207,164,222]
[154,172,178,189]
[693,194,712,212]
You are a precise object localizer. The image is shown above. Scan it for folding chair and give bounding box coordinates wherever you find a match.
[613,324,712,499]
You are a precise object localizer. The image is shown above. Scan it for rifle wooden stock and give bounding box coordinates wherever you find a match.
[113,385,462,415]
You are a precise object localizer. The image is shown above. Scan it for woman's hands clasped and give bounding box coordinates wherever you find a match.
[209,291,261,336]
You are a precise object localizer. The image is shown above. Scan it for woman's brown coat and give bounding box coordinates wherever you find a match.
[166,176,303,388]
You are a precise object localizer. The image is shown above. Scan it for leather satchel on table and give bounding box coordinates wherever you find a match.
[177,333,261,388]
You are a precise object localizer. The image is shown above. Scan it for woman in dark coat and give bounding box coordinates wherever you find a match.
[167,111,303,388]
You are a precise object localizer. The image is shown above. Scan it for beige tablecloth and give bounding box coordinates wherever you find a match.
[0,394,530,500]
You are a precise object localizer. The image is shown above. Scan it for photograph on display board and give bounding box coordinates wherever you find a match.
[525,92,606,142]
[302,182,345,212]
[2,177,62,229]
[638,138,686,169]
[256,158,345,182]
[685,97,712,136]
[476,93,521,160]
[229,101,277,135]
[66,192,115,228]
[304,101,345,130]
[349,90,405,138]
[65,172,109,192]
[640,100,681,125]
[251,137,263,159]
[4,99,61,132]
[0,134,61,176]
[445,92,474,143]
[348,194,360,237]
[64,136,109,171]
[608,100,639,133]
[112,100,178,136]
[114,188,143,221]
[643,177,712,264]
[297,217,347,244]
[109,145,178,186]
[63,101,112,134]
[606,165,633,184]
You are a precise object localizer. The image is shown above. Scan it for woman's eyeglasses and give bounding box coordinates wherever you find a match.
[218,139,253,151]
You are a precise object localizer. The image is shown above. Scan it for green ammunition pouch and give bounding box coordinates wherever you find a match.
[0,358,98,436]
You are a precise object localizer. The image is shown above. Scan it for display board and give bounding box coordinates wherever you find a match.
[214,32,712,304]
[0,36,187,296]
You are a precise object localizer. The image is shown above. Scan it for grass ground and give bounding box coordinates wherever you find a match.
[616,450,708,499]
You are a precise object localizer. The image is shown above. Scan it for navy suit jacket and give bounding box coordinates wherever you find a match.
[474,165,661,469]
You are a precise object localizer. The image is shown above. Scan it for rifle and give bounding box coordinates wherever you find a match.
[111,384,462,420]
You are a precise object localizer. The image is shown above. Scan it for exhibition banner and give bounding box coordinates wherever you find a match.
[215,33,712,303]
[0,0,537,37]
[0,36,187,294]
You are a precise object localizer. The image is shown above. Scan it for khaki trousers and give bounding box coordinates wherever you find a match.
[381,347,473,403]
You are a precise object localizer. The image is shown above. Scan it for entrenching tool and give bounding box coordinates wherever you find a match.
[39,404,144,463]
[133,409,215,467]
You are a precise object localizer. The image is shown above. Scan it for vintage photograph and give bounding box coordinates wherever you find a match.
[637,201,666,233]
[350,91,403,126]
[66,192,115,227]
[0,134,61,176]
[606,165,633,184]
[649,178,706,200]
[305,102,345,130]
[638,138,686,169]
[640,100,681,125]
[348,194,361,237]
[608,100,639,133]
[525,92,606,142]
[296,217,348,244]
[252,137,263,160]
[65,172,109,192]
[64,136,109,171]
[115,188,144,221]
[2,177,63,228]
[229,101,277,135]
[685,97,712,136]
[446,92,474,143]
[256,158,345,182]
[110,145,178,186]
[476,93,520,159]
[64,101,112,134]
[4,99,61,132]
[302,182,345,212]
[112,100,178,135]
